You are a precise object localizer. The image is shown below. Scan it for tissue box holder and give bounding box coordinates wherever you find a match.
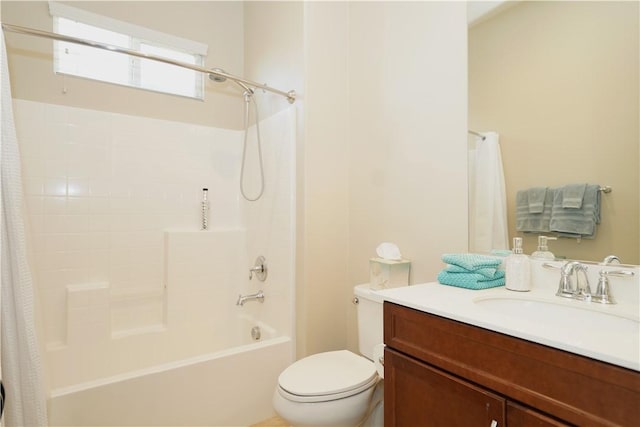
[369,258,411,290]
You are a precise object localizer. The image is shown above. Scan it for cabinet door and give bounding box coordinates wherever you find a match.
[385,348,505,427]
[507,402,571,427]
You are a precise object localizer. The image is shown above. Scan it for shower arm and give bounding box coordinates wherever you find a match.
[1,22,296,104]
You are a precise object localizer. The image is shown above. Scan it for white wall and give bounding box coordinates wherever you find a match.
[246,2,468,357]
[346,2,468,351]
[299,1,351,356]
[246,1,468,358]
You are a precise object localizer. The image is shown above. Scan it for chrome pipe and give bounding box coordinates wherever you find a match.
[468,130,486,140]
[1,23,296,104]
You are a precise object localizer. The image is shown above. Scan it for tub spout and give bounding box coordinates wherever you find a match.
[236,290,265,306]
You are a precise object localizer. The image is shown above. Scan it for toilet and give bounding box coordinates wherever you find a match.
[273,284,384,427]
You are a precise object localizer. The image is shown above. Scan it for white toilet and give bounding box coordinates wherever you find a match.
[273,284,384,427]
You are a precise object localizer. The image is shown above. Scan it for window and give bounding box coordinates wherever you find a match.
[49,2,207,100]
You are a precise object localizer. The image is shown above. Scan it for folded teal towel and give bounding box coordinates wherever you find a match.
[445,264,503,279]
[527,187,548,213]
[437,270,505,290]
[550,184,600,238]
[561,183,586,209]
[490,249,512,257]
[441,253,502,271]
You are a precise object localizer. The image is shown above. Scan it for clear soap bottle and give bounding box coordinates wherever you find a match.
[505,237,531,292]
[531,236,557,260]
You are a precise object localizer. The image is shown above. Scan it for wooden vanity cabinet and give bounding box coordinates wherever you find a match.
[384,302,640,427]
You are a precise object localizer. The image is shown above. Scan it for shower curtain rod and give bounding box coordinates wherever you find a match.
[468,130,486,140]
[1,23,296,104]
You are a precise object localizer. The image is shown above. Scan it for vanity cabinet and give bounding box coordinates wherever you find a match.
[384,302,640,427]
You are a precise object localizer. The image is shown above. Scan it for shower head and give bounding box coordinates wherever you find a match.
[208,68,227,83]
[209,68,254,96]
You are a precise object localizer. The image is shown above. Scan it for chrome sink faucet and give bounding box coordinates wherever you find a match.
[554,259,635,304]
[236,290,265,306]
[556,261,592,300]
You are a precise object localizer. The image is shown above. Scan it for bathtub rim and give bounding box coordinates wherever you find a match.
[49,335,292,398]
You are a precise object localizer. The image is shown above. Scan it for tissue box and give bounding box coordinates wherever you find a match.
[369,258,411,290]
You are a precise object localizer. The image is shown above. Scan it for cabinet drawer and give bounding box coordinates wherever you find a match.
[385,348,505,427]
[384,302,640,426]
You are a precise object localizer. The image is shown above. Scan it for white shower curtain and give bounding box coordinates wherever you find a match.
[469,131,509,253]
[0,32,48,426]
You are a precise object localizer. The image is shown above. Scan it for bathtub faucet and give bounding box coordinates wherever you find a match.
[236,290,265,306]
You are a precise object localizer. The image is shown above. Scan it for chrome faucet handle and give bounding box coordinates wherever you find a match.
[593,270,635,304]
[249,256,267,281]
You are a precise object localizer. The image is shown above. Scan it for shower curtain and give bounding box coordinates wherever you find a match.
[0,32,48,426]
[469,131,509,253]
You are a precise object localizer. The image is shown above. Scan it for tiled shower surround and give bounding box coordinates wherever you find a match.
[13,99,294,388]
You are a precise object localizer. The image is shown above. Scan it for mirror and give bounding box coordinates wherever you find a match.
[468,1,639,264]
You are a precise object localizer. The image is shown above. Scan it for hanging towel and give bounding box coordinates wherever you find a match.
[561,183,587,209]
[437,270,505,290]
[516,188,554,233]
[469,132,509,253]
[442,253,502,272]
[527,187,548,213]
[550,184,601,238]
[1,31,49,426]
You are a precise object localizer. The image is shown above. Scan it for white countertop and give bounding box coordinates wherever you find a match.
[378,276,640,372]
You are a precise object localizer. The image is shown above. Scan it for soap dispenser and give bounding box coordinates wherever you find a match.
[505,237,531,292]
[531,236,557,260]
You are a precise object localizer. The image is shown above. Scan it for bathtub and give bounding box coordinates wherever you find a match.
[48,334,293,426]
[41,226,294,426]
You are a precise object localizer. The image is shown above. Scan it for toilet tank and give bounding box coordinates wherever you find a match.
[354,284,384,361]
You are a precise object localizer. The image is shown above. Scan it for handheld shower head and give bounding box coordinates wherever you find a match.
[208,68,227,83]
[209,68,253,95]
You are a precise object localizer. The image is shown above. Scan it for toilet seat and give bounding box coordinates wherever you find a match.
[277,350,378,403]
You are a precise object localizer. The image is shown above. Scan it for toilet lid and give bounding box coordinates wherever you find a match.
[278,350,377,397]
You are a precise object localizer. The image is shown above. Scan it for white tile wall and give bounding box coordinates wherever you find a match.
[13,100,295,389]
[14,99,242,346]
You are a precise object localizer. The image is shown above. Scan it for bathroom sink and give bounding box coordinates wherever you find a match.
[473,296,639,337]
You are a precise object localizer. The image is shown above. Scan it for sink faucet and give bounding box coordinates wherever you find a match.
[602,255,621,265]
[236,290,265,306]
[556,261,591,300]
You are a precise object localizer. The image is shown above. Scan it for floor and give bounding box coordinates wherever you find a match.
[250,415,289,427]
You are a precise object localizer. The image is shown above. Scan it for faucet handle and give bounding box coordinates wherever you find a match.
[604,270,635,278]
[592,269,634,304]
[249,256,268,281]
[593,270,615,304]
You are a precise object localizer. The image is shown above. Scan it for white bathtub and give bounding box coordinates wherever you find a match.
[48,335,293,426]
